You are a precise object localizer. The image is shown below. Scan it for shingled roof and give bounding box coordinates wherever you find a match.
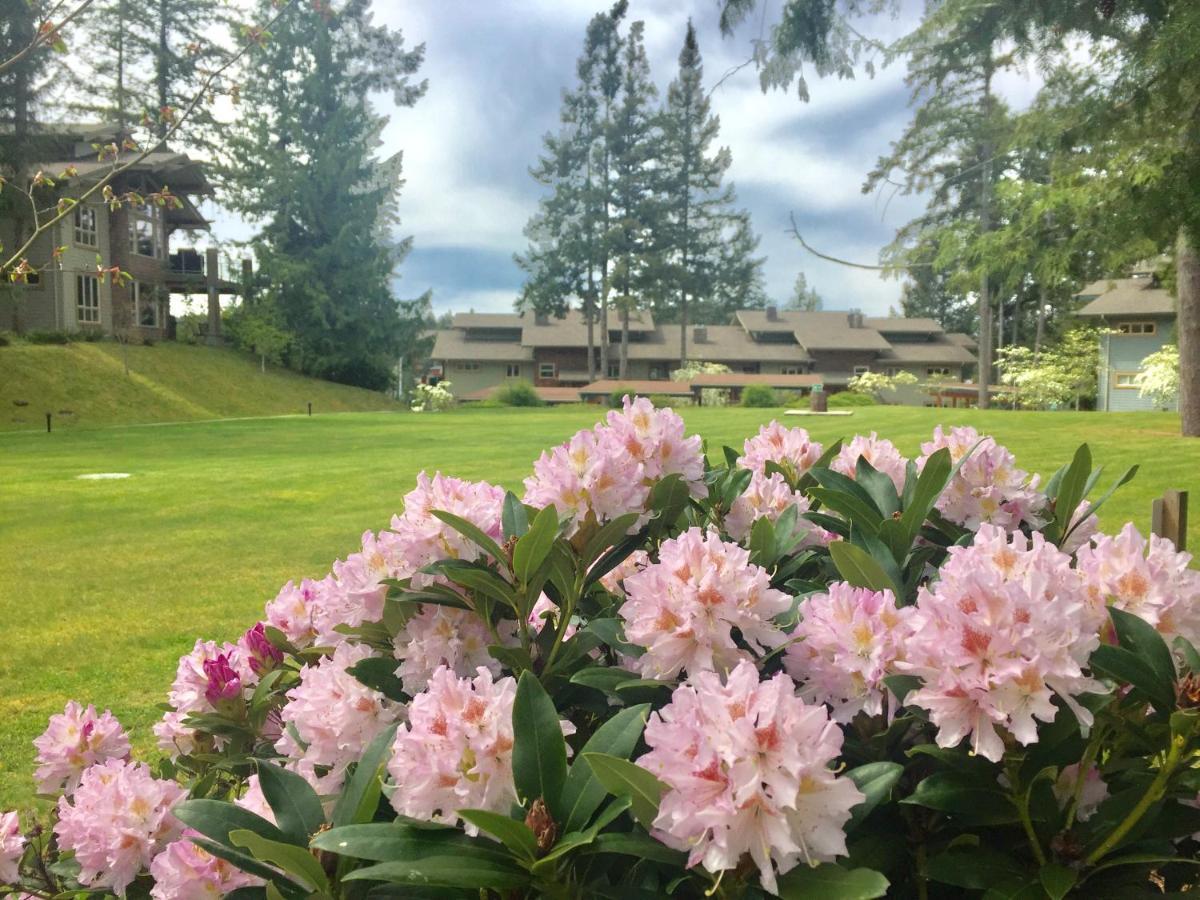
[430,329,534,361]
[1076,277,1176,317]
[878,337,977,364]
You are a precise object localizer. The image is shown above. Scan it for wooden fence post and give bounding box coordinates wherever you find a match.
[1151,489,1189,551]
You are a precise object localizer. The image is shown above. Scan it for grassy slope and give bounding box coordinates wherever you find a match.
[0,405,1196,809]
[0,342,399,431]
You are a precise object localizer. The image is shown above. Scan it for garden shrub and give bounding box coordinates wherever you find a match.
[647,393,686,408]
[609,387,634,408]
[828,390,876,407]
[410,380,454,412]
[25,330,72,345]
[740,383,777,407]
[0,332,10,347]
[6,401,1200,900]
[495,379,544,407]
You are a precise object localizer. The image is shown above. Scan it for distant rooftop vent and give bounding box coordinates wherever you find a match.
[534,312,549,326]
[848,309,864,328]
[694,325,708,343]
[765,305,779,322]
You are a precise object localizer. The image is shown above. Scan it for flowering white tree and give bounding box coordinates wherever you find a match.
[997,326,1103,409]
[1136,344,1180,409]
[672,360,732,406]
[410,380,454,412]
[848,370,918,402]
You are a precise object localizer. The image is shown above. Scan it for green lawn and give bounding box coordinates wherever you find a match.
[1,405,1196,811]
[0,342,400,432]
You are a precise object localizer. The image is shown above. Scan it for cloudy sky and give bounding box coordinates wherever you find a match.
[211,1,1043,317]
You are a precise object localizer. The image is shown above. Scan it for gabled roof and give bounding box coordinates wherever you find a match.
[628,325,812,363]
[431,329,534,361]
[1076,277,1176,317]
[878,339,976,365]
[865,316,942,334]
[734,310,893,352]
[452,312,524,329]
[522,308,655,346]
[945,332,977,351]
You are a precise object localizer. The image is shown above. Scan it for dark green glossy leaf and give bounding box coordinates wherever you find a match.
[430,509,506,566]
[845,762,903,832]
[332,724,397,827]
[174,798,288,847]
[347,656,409,703]
[344,856,529,889]
[776,863,889,899]
[502,491,529,540]
[229,829,329,893]
[457,809,537,862]
[513,505,559,584]
[829,540,901,597]
[561,704,650,833]
[513,671,568,818]
[581,752,665,830]
[256,761,325,844]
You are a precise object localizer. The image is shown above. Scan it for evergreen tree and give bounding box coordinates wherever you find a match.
[221,0,426,390]
[707,210,766,320]
[788,272,823,311]
[62,0,148,127]
[608,19,658,378]
[658,21,763,363]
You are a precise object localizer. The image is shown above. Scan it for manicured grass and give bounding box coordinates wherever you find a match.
[0,341,399,432]
[1,404,1196,810]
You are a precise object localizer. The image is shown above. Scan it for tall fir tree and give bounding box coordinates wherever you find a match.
[221,0,426,390]
[608,18,659,378]
[788,272,823,311]
[62,0,148,127]
[658,21,762,363]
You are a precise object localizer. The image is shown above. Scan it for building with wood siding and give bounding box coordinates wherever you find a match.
[429,305,976,404]
[1076,270,1177,412]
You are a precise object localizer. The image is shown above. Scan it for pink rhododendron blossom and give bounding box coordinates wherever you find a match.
[388,666,521,831]
[1077,523,1200,647]
[831,432,908,493]
[597,549,649,598]
[918,425,1044,531]
[149,830,261,899]
[638,662,863,894]
[393,605,512,695]
[524,398,705,533]
[276,642,402,792]
[153,638,254,759]
[726,470,831,546]
[1052,764,1108,822]
[202,654,242,706]
[54,759,186,896]
[901,525,1107,762]
[620,528,791,678]
[0,811,23,884]
[785,583,916,722]
[738,421,823,480]
[603,396,705,488]
[264,577,324,647]
[386,471,506,584]
[1060,502,1101,556]
[239,622,284,675]
[33,700,131,795]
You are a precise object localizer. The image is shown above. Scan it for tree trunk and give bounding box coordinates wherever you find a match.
[976,62,995,409]
[156,0,169,142]
[1178,228,1200,437]
[619,301,629,379]
[1034,284,1047,357]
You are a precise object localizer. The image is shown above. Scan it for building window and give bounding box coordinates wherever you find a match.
[742,363,760,374]
[1116,322,1156,335]
[926,366,952,377]
[853,365,870,376]
[608,363,620,378]
[76,275,100,323]
[539,362,557,379]
[74,206,98,246]
[781,366,803,375]
[455,362,480,371]
[649,365,664,380]
[129,206,164,258]
[1113,372,1140,389]
[506,364,520,377]
[134,282,160,328]
[885,367,903,377]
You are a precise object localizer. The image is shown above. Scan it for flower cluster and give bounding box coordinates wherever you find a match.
[785,583,916,722]
[638,662,864,894]
[620,528,791,678]
[918,425,1044,530]
[738,421,824,480]
[1076,523,1200,646]
[149,831,261,899]
[54,758,186,895]
[902,525,1106,761]
[276,642,403,793]
[33,700,131,795]
[153,638,256,759]
[0,812,23,885]
[524,396,704,532]
[387,666,519,831]
[832,431,908,492]
[393,604,511,694]
[726,470,830,545]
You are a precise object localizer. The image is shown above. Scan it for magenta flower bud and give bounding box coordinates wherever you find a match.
[242,622,283,675]
[202,654,242,706]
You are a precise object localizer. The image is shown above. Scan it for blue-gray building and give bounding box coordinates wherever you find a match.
[1076,270,1177,412]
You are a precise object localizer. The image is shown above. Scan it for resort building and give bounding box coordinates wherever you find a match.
[0,124,242,341]
[1076,268,1178,412]
[428,306,977,404]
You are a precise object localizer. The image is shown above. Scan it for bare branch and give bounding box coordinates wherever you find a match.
[0,0,96,76]
[788,211,931,272]
[2,1,298,275]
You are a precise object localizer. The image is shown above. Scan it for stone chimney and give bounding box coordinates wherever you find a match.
[765,305,779,322]
[693,325,708,343]
[534,312,549,326]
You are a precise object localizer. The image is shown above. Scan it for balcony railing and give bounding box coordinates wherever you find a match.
[167,248,241,284]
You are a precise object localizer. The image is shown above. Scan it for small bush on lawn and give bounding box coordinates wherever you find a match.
[609,387,635,408]
[0,332,10,347]
[741,383,777,407]
[495,379,544,407]
[25,330,72,345]
[9,397,1200,900]
[829,390,876,407]
[648,393,687,408]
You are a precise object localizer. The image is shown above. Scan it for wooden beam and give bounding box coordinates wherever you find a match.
[1151,489,1189,550]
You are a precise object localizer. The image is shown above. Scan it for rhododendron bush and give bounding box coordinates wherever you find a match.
[7,400,1200,900]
